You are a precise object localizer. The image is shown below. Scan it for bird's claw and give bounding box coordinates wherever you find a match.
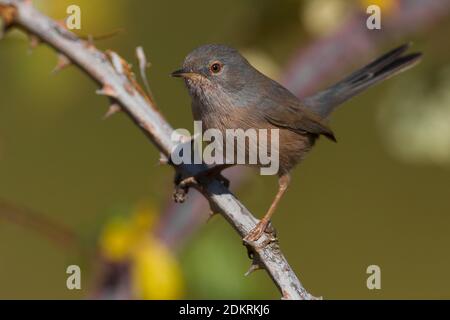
[173,176,198,203]
[178,176,199,189]
[173,185,188,203]
[172,168,231,203]
[243,220,277,245]
[244,222,268,243]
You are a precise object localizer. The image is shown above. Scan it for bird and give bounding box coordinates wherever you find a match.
[171,43,422,242]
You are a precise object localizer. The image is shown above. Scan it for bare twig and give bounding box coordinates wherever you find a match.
[0,0,316,300]
[0,199,78,250]
[136,46,154,100]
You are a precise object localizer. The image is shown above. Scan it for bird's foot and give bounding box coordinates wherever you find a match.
[173,168,230,203]
[243,219,276,244]
[173,175,197,203]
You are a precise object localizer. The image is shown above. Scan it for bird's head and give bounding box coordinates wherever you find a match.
[172,44,255,102]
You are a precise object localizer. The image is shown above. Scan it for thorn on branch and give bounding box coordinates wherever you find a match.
[243,244,264,276]
[51,53,71,74]
[245,259,263,276]
[207,199,222,221]
[103,103,121,120]
[84,34,95,50]
[158,152,169,165]
[28,34,40,52]
[206,210,218,222]
[105,51,136,97]
[106,50,126,75]
[106,49,155,105]
[96,84,118,98]
[136,46,154,100]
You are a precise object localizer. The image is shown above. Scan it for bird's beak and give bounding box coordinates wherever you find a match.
[171,68,197,78]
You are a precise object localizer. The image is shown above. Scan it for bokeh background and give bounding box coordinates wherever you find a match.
[0,0,449,299]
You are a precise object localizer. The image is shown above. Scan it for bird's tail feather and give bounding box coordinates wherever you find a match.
[303,43,422,118]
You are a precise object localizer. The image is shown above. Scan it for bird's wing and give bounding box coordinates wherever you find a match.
[257,79,337,142]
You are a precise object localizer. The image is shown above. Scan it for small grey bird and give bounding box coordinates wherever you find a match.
[172,43,421,242]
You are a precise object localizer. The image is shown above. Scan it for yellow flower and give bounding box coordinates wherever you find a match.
[131,236,184,300]
[99,203,184,299]
[99,216,136,261]
[99,203,156,261]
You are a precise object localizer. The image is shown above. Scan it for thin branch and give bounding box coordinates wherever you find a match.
[135,46,154,100]
[0,0,316,300]
[0,199,78,250]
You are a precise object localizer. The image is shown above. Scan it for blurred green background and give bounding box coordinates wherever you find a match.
[0,0,449,299]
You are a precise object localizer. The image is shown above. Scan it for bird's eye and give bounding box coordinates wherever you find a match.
[210,62,222,74]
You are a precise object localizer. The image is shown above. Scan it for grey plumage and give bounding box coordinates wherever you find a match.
[172,43,421,241]
[173,43,421,174]
[303,43,422,118]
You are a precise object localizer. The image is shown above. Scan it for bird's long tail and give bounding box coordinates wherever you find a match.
[303,43,422,118]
